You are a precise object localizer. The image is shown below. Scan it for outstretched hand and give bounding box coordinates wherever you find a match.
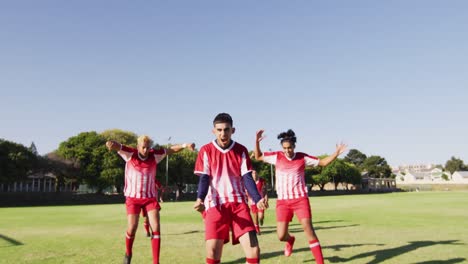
[336,142,348,155]
[256,130,266,143]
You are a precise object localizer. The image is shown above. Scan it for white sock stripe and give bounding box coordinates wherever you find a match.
[126,234,134,239]
[152,235,160,239]
[309,242,320,248]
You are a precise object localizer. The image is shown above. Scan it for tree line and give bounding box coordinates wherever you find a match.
[1,130,467,193]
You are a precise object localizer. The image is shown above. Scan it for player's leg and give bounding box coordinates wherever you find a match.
[204,205,229,264]
[144,216,151,237]
[205,239,224,264]
[300,218,323,264]
[232,203,260,264]
[146,199,161,264]
[296,197,323,264]
[276,199,295,257]
[250,205,261,234]
[124,214,139,263]
[238,231,260,264]
[258,210,265,227]
[124,198,141,263]
[141,208,151,237]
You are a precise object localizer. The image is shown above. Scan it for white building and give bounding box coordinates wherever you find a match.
[451,171,468,183]
[395,168,451,184]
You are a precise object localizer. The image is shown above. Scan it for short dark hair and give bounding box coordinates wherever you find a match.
[278,129,297,144]
[213,113,233,126]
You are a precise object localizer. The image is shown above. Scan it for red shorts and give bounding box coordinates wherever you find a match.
[125,197,160,215]
[204,202,255,245]
[276,197,312,222]
[250,204,264,214]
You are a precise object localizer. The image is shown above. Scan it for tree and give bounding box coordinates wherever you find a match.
[29,142,39,156]
[57,132,107,193]
[305,165,322,190]
[159,148,198,186]
[100,129,138,193]
[341,162,362,189]
[251,153,275,188]
[362,155,392,178]
[344,149,367,170]
[320,160,342,190]
[445,156,466,174]
[441,173,449,181]
[312,173,330,191]
[101,129,138,147]
[43,152,80,192]
[0,139,40,188]
[311,155,329,191]
[318,159,359,190]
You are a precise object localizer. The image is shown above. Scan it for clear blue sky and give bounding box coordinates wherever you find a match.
[1,1,467,167]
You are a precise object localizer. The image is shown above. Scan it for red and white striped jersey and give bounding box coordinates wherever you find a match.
[118,145,166,198]
[263,151,319,200]
[194,140,252,209]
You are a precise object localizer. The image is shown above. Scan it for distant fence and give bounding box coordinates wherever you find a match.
[398,184,468,192]
[0,192,125,207]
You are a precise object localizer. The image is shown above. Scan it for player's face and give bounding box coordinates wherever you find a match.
[213,122,235,148]
[282,141,295,158]
[138,141,151,158]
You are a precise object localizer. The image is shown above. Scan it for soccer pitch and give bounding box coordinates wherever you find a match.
[1,191,467,263]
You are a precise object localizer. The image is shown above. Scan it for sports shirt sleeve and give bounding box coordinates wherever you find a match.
[304,154,320,167]
[262,151,278,165]
[153,148,167,164]
[117,145,135,162]
[194,146,210,176]
[240,149,253,176]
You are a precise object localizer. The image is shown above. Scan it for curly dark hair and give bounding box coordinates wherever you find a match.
[277,129,297,144]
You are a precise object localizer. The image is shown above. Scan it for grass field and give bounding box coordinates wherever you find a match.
[1,191,467,263]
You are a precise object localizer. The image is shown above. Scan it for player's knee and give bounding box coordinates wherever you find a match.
[127,228,137,236]
[127,224,138,234]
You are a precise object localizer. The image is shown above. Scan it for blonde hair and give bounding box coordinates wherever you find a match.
[137,135,153,147]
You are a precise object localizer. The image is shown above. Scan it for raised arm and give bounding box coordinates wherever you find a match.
[254,130,266,161]
[165,142,195,155]
[105,140,122,152]
[318,142,348,167]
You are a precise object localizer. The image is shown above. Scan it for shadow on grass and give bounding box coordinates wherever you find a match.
[224,240,464,264]
[222,248,309,264]
[255,220,359,236]
[0,234,23,247]
[327,240,464,264]
[325,243,385,252]
[413,258,466,264]
[165,230,204,235]
[223,242,383,263]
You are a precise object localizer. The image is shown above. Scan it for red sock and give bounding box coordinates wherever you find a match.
[151,232,161,264]
[206,258,220,264]
[246,257,259,264]
[125,232,134,256]
[309,239,324,264]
